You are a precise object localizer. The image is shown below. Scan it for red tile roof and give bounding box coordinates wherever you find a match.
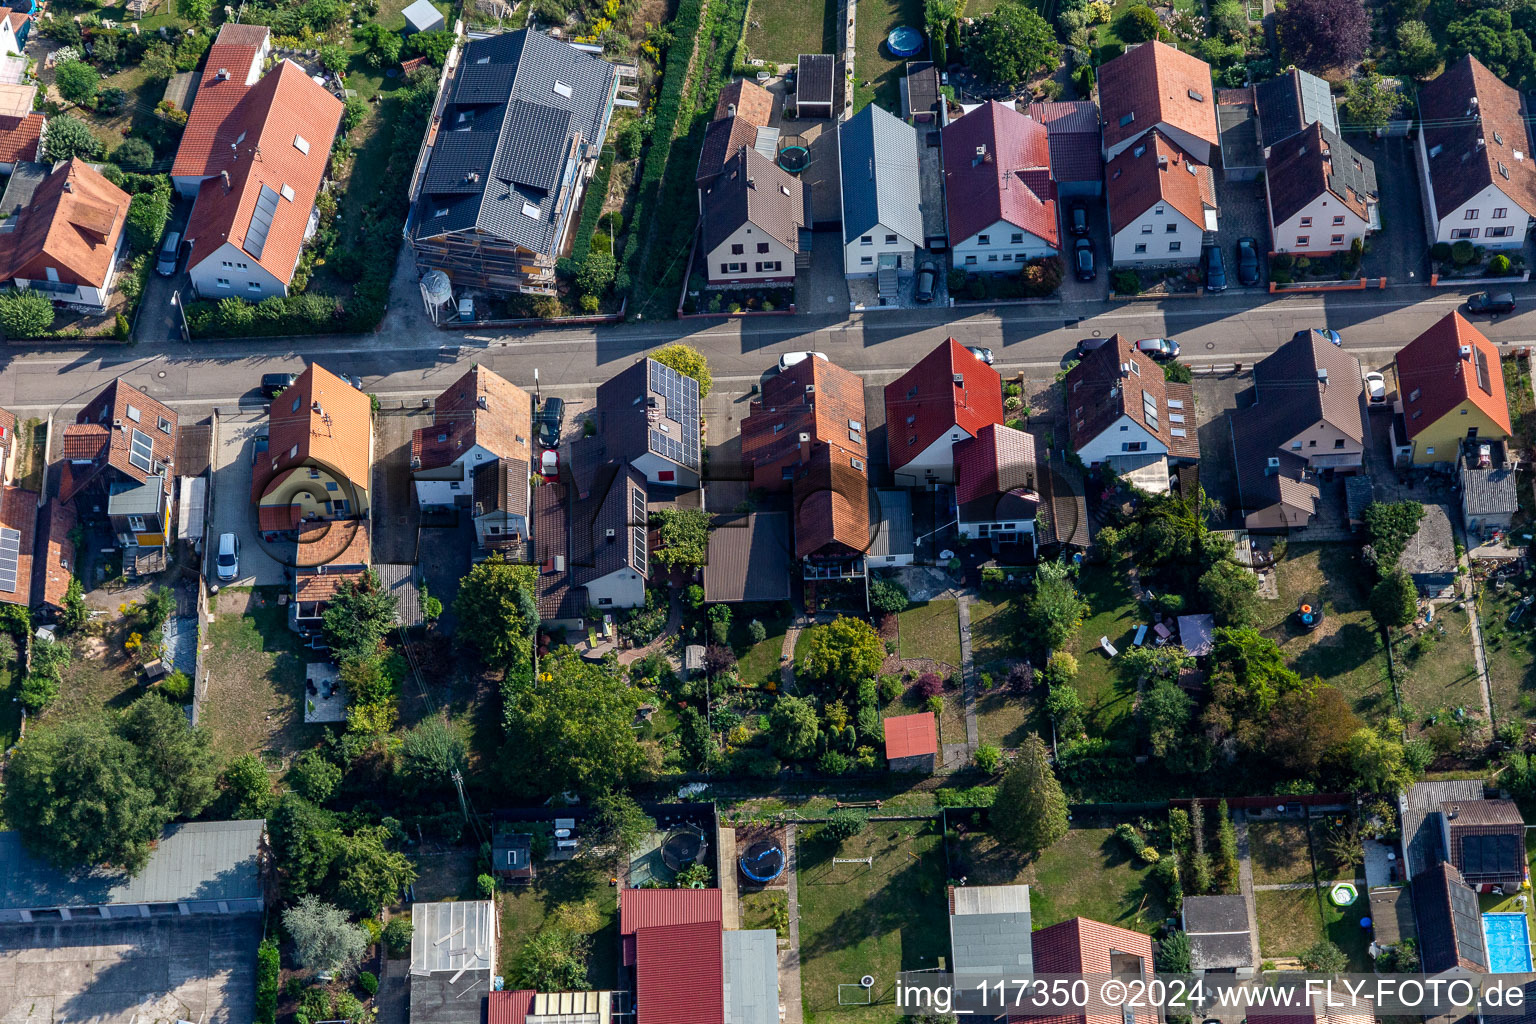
[0,158,129,290]
[1064,335,1199,459]
[740,355,866,486]
[293,569,366,603]
[258,503,302,532]
[1098,41,1218,154]
[884,711,937,759]
[1419,56,1536,225]
[486,991,536,1024]
[954,422,1039,505]
[634,921,724,1024]
[0,111,41,164]
[1028,100,1103,184]
[411,365,533,471]
[294,518,370,568]
[1012,918,1156,1024]
[171,23,271,180]
[1106,130,1215,230]
[715,78,773,124]
[619,887,724,937]
[1396,311,1512,440]
[34,496,73,610]
[0,484,35,606]
[791,444,868,560]
[57,380,177,504]
[885,338,1005,473]
[59,423,109,461]
[251,364,372,503]
[943,101,1057,250]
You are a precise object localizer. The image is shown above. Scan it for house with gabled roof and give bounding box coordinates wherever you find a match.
[0,158,130,312]
[568,452,648,611]
[700,146,803,286]
[291,519,370,632]
[741,354,867,491]
[1063,334,1197,492]
[884,711,936,772]
[1029,917,1156,1024]
[31,496,74,617]
[0,484,35,609]
[1392,311,1512,466]
[1412,860,1488,975]
[1254,66,1339,150]
[250,364,372,536]
[407,30,618,296]
[1440,797,1526,891]
[1228,331,1367,530]
[943,100,1058,271]
[592,357,702,489]
[952,422,1041,544]
[1106,130,1217,265]
[793,445,869,580]
[1265,122,1378,255]
[1028,100,1104,197]
[885,337,1004,486]
[173,25,343,300]
[697,78,776,187]
[1416,55,1536,250]
[837,103,924,280]
[1097,40,1218,164]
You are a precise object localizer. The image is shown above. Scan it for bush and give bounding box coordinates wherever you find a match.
[868,579,909,614]
[915,672,943,698]
[477,873,495,898]
[125,180,172,255]
[1112,269,1141,295]
[975,744,1003,773]
[1451,240,1476,266]
[1116,4,1160,41]
[382,916,413,956]
[111,138,155,174]
[1430,241,1452,262]
[823,807,868,839]
[55,60,98,105]
[817,749,853,775]
[748,619,767,643]
[357,970,379,996]
[0,289,55,338]
[159,670,192,703]
[255,940,280,1024]
[1491,254,1512,274]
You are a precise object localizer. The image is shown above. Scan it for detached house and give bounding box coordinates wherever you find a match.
[1106,130,1217,265]
[838,103,923,280]
[1265,122,1378,255]
[408,30,618,296]
[952,422,1042,544]
[1063,334,1198,492]
[1440,797,1527,891]
[885,337,1004,487]
[173,24,343,300]
[1392,311,1512,466]
[700,147,803,286]
[1228,331,1367,530]
[943,100,1058,270]
[592,358,702,489]
[1097,40,1218,164]
[741,355,867,491]
[1412,861,1489,975]
[1417,55,1536,249]
[0,158,129,312]
[250,364,372,537]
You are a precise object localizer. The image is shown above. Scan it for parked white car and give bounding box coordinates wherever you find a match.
[1363,371,1387,404]
[216,532,239,581]
[777,351,828,372]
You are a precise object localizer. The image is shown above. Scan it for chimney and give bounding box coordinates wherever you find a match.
[217,67,229,80]
[606,528,616,542]
[728,102,737,116]
[952,373,964,384]
[1266,456,1280,475]
[1460,344,1473,359]
[61,180,71,193]
[1317,368,1328,389]
[220,169,231,191]
[1448,805,1459,820]
[747,177,755,189]
[477,395,488,410]
[799,431,811,463]
[1478,137,1487,149]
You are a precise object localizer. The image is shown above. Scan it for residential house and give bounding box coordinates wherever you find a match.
[697,78,775,187]
[868,488,913,567]
[291,518,370,633]
[411,366,533,550]
[1254,66,1339,150]
[0,92,41,174]
[792,444,869,581]
[1402,779,1489,879]
[1028,100,1104,196]
[1029,917,1156,1024]
[173,25,343,300]
[952,422,1041,544]
[885,337,1004,486]
[838,102,923,278]
[592,358,702,489]
[1106,130,1217,265]
[618,887,779,1024]
[410,901,498,1024]
[1398,502,1457,598]
[250,364,372,536]
[1416,55,1536,250]
[1181,894,1255,976]
[407,30,618,295]
[740,354,867,492]
[1440,797,1526,891]
[702,512,791,603]
[0,484,34,609]
[1097,40,1218,164]
[1063,334,1198,492]
[1392,311,1512,466]
[883,711,936,772]
[568,454,648,611]
[0,9,28,55]
[795,53,836,119]
[1265,122,1378,255]
[700,147,803,286]
[1460,439,1518,540]
[1411,861,1489,975]
[1228,331,1367,530]
[56,379,177,563]
[0,158,129,311]
[943,100,1058,271]
[947,884,1033,1002]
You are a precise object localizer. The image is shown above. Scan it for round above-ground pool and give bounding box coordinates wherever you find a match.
[1329,882,1358,907]
[887,25,924,57]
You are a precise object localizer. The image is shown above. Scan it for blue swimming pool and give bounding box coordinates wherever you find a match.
[887,25,925,57]
[1483,912,1533,973]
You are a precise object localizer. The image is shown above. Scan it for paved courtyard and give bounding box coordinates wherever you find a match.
[1353,133,1429,284]
[0,916,260,1024]
[207,409,287,587]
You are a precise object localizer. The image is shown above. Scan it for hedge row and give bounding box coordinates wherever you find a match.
[255,940,279,1024]
[566,146,615,269]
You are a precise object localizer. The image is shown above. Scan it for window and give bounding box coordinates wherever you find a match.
[781,466,795,481]
[755,261,782,272]
[978,234,990,245]
[1331,235,1344,246]
[860,255,873,266]
[489,526,501,535]
[1134,243,1147,254]
[1488,225,1515,237]
[1466,209,1480,220]
[1001,253,1013,261]
[1452,228,1479,239]
[309,467,320,478]
[1329,215,1343,226]
[237,262,248,270]
[247,282,261,292]
[757,242,770,253]
[1334,438,1345,449]
[657,470,675,482]
[1296,236,1309,247]
[1166,223,1178,233]
[326,481,339,491]
[1308,439,1317,448]
[1011,233,1023,244]
[885,234,897,244]
[1494,208,1509,219]
[987,254,998,262]
[722,261,746,273]
[850,457,865,470]
[128,515,146,531]
[1121,441,1147,452]
[1291,440,1303,450]
[1300,217,1312,227]
[1168,241,1181,252]
[964,255,976,264]
[222,260,232,268]
[1154,206,1164,216]
[598,597,613,606]
[1426,447,1435,456]
[860,235,872,245]
[731,243,744,255]
[1408,388,1421,402]
[449,482,461,491]
[216,278,230,288]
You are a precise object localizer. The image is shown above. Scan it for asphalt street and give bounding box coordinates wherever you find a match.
[0,287,1528,418]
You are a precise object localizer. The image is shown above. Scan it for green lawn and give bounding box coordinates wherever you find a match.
[497,858,619,991]
[951,827,1166,933]
[745,0,837,63]
[1068,562,1141,741]
[200,588,319,761]
[898,600,962,670]
[1247,821,1314,887]
[1322,897,1374,970]
[1394,602,1481,732]
[741,889,788,935]
[1256,888,1325,959]
[736,615,791,690]
[975,688,1036,748]
[798,821,948,1023]
[0,659,17,752]
[1477,581,1536,724]
[853,0,925,111]
[968,594,1024,670]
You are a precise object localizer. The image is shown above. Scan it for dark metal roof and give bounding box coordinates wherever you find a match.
[797,53,835,104]
[839,103,923,244]
[703,512,791,603]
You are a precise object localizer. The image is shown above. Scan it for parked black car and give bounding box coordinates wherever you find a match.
[1076,336,1112,357]
[914,266,936,303]
[260,372,298,398]
[537,397,566,449]
[1069,202,1089,236]
[1467,291,1516,315]
[1236,237,1259,286]
[1074,238,1096,281]
[1203,244,1227,292]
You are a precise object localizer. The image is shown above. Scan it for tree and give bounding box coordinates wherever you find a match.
[514,929,589,990]
[141,41,178,79]
[283,895,369,976]
[1299,938,1349,973]
[1046,685,1084,735]
[333,826,417,914]
[797,616,885,695]
[992,735,1069,854]
[651,508,710,570]
[111,137,154,172]
[396,716,468,795]
[41,114,101,160]
[0,289,55,338]
[577,251,615,297]
[317,43,349,74]
[966,0,1059,85]
[453,554,537,669]
[651,342,713,397]
[869,579,909,614]
[769,695,821,760]
[1114,4,1160,42]
[220,753,276,818]
[404,29,455,65]
[1446,9,1535,87]
[1142,677,1194,759]
[1370,571,1418,631]
[54,60,98,105]
[588,791,655,858]
[1199,560,1259,627]
[269,792,341,896]
[1346,725,1414,793]
[500,646,645,796]
[1266,685,1362,778]
[288,749,343,803]
[975,743,1003,773]
[1210,626,1303,716]
[1342,72,1398,131]
[117,693,218,818]
[354,22,402,68]
[323,570,398,663]
[1276,0,1369,71]
[1025,561,1087,651]
[1157,931,1192,973]
[181,0,213,21]
[1396,20,1441,78]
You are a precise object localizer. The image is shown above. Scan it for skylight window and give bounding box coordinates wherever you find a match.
[293,135,310,155]
[520,201,541,218]
[280,184,295,201]
[1119,112,1134,127]
[553,80,573,98]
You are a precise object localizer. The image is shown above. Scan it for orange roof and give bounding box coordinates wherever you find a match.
[0,484,35,606]
[258,503,302,532]
[294,569,366,603]
[1107,131,1215,230]
[251,364,372,502]
[183,60,343,286]
[411,365,532,470]
[885,337,1005,473]
[884,712,937,759]
[171,22,271,180]
[0,158,129,289]
[295,518,369,568]
[1395,311,1513,440]
[1098,40,1218,153]
[714,79,773,125]
[0,111,41,164]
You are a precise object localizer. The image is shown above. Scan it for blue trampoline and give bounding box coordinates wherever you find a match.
[887,25,924,57]
[740,839,786,883]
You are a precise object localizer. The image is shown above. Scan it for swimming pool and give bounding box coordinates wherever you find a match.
[1483,912,1533,973]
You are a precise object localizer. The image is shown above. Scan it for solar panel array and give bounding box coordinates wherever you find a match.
[1447,873,1487,965]
[128,429,154,473]
[631,485,647,578]
[646,361,700,471]
[0,526,18,593]
[244,185,282,261]
[1463,833,1521,877]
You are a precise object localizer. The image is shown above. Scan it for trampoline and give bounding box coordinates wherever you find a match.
[887,25,924,57]
[778,144,809,174]
[739,839,786,883]
[660,828,708,873]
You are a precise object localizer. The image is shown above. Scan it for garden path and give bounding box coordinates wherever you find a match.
[781,824,805,1024]
[1233,810,1264,970]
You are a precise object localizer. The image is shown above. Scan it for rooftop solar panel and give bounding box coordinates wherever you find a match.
[631,485,647,577]
[0,526,19,593]
[1463,834,1521,877]
[243,185,281,261]
[1448,876,1487,965]
[128,429,154,473]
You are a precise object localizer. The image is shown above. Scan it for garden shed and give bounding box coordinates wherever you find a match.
[401,0,445,34]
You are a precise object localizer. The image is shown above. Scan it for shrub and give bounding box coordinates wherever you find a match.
[125,181,172,255]
[748,619,767,643]
[255,940,280,1024]
[357,970,379,996]
[1451,240,1476,266]
[818,749,853,775]
[55,60,98,105]
[1116,5,1160,41]
[1112,269,1141,295]
[915,672,944,698]
[477,873,495,898]
[823,807,868,839]
[111,137,154,173]
[382,916,413,956]
[869,579,909,614]
[1491,254,1512,275]
[159,670,192,703]
[925,694,944,714]
[975,744,1003,773]
[0,289,55,338]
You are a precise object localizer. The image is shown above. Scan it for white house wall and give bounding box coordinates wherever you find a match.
[952,218,1056,270]
[1269,189,1372,255]
[892,431,973,486]
[703,221,796,285]
[843,223,917,276]
[1105,122,1213,166]
[1110,203,1204,264]
[1075,414,1166,466]
[1438,183,1529,249]
[189,240,287,300]
[583,567,645,610]
[630,451,699,489]
[958,517,1036,540]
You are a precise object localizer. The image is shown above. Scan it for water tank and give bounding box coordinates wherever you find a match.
[421,269,452,306]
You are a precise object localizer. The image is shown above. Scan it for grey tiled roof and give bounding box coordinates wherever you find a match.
[1462,441,1518,515]
[949,885,1033,977]
[722,929,779,1024]
[411,29,616,256]
[838,103,924,245]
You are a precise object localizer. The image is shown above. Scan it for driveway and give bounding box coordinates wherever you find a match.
[134,195,193,345]
[371,407,424,565]
[207,409,287,587]
[1057,196,1109,303]
[1352,134,1430,283]
[1209,178,1271,293]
